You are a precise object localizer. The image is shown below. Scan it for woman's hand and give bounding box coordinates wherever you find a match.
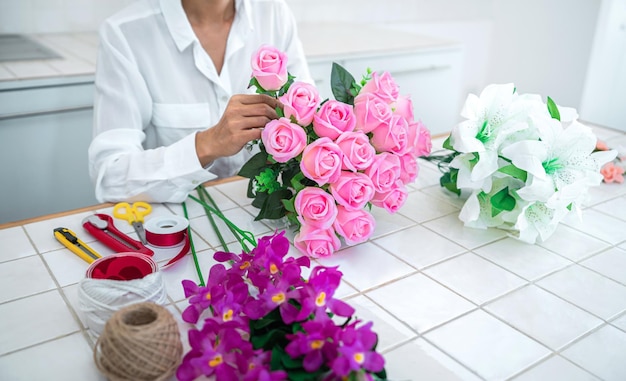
[195,94,281,167]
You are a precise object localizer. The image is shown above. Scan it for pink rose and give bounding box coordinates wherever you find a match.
[261,117,307,163]
[300,137,343,186]
[279,81,320,126]
[294,224,341,258]
[601,162,625,184]
[312,100,357,140]
[353,93,392,133]
[398,153,419,184]
[370,115,410,155]
[360,71,399,103]
[250,45,288,91]
[371,182,408,213]
[335,131,376,171]
[365,152,402,193]
[294,187,338,229]
[333,206,376,246]
[408,120,432,157]
[329,171,375,211]
[393,94,414,121]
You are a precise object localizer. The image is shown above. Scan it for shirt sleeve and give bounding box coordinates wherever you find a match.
[88,21,215,204]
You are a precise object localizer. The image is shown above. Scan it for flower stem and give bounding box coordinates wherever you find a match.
[197,186,252,253]
[182,201,204,286]
[189,191,257,251]
[197,186,230,253]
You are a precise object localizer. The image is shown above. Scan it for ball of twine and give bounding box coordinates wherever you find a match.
[94,302,183,381]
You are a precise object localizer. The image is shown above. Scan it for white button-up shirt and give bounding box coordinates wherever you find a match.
[88,0,311,203]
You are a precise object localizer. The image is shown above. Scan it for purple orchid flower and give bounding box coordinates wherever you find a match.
[331,321,385,377]
[208,281,251,330]
[181,269,227,324]
[285,317,341,372]
[214,250,256,277]
[297,266,355,321]
[177,323,244,381]
[243,262,306,323]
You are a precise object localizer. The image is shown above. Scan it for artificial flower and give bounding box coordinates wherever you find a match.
[426,83,616,243]
[250,45,288,91]
[178,231,387,381]
[601,162,625,183]
[239,45,431,257]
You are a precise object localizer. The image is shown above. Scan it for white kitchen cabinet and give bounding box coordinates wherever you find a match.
[0,75,97,224]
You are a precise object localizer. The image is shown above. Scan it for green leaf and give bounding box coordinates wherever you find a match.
[278,73,296,97]
[442,135,454,150]
[250,308,281,330]
[280,351,303,370]
[246,178,256,198]
[251,190,268,209]
[248,77,262,91]
[282,197,295,213]
[547,96,561,121]
[498,164,528,182]
[238,151,268,178]
[490,187,516,217]
[290,171,306,192]
[255,188,293,220]
[373,368,388,380]
[251,328,285,350]
[331,62,356,105]
[440,168,461,196]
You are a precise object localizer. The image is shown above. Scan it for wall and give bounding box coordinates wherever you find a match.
[0,0,133,34]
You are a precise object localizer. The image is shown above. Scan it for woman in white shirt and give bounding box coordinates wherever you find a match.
[88,0,311,203]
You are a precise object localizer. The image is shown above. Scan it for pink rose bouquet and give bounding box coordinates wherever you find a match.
[239,46,432,257]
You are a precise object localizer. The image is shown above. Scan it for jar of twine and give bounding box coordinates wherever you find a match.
[94,302,182,381]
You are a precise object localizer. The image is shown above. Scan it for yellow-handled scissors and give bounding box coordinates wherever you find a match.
[113,201,152,244]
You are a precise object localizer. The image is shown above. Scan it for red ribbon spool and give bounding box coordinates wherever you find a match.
[144,215,191,268]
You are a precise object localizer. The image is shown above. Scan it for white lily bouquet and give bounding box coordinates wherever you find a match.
[430,83,616,243]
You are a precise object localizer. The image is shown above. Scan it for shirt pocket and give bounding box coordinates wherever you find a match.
[152,103,211,128]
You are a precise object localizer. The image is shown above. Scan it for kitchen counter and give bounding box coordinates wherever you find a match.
[2,131,626,380]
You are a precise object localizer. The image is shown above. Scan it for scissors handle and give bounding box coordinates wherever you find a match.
[113,202,134,223]
[113,201,152,223]
[132,201,152,223]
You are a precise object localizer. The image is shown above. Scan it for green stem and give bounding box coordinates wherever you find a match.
[197,186,230,253]
[188,193,257,251]
[182,201,204,286]
[198,186,251,253]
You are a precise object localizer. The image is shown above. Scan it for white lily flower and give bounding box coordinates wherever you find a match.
[450,83,545,153]
[502,117,617,204]
[459,176,525,229]
[450,152,495,191]
[448,84,546,191]
[513,195,570,243]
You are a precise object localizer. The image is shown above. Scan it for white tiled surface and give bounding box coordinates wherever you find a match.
[1,130,626,380]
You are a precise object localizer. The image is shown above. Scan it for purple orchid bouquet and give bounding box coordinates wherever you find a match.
[177,230,387,381]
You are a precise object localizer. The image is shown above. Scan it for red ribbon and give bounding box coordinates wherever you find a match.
[144,216,191,268]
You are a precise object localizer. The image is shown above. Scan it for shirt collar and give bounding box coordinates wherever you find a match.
[161,0,253,52]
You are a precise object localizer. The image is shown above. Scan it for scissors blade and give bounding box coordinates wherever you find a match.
[132,221,147,245]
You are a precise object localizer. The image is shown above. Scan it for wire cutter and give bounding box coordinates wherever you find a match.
[112,201,152,244]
